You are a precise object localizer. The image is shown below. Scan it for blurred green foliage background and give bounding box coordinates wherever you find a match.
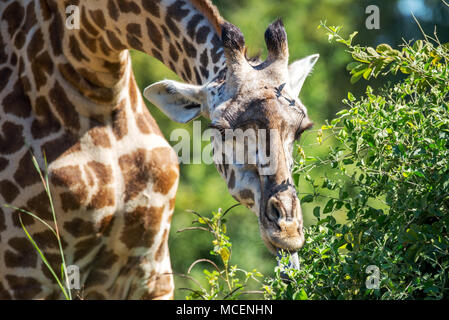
[129,0,449,299]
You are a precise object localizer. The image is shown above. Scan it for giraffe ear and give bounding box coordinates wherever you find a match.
[143,80,206,123]
[288,54,319,98]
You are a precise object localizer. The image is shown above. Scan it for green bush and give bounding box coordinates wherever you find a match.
[265,24,449,300]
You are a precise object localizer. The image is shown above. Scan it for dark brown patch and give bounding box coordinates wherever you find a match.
[102,60,125,78]
[120,205,164,249]
[98,214,115,236]
[39,0,51,21]
[200,48,209,68]
[23,1,37,33]
[81,5,99,36]
[12,191,54,228]
[119,148,178,201]
[32,51,54,91]
[200,66,209,80]
[146,18,162,50]
[31,96,61,139]
[51,165,83,188]
[84,270,109,287]
[149,148,179,194]
[27,29,44,60]
[5,237,38,268]
[74,236,101,261]
[210,34,222,63]
[151,49,163,62]
[126,23,143,51]
[49,81,80,131]
[106,30,127,51]
[99,36,112,56]
[0,207,6,232]
[69,35,88,62]
[94,248,119,270]
[196,26,211,44]
[117,0,141,14]
[64,218,95,237]
[167,0,189,21]
[88,187,115,210]
[112,103,128,140]
[187,14,204,39]
[0,34,7,64]
[89,9,106,29]
[2,2,24,36]
[182,59,192,82]
[141,0,160,17]
[10,53,18,66]
[32,230,61,250]
[0,122,24,155]
[41,131,79,163]
[79,29,97,53]
[107,0,119,20]
[169,43,179,62]
[193,67,202,84]
[5,275,42,299]
[88,161,113,185]
[182,38,197,58]
[165,16,180,37]
[41,253,63,281]
[51,165,87,211]
[89,127,111,148]
[48,0,64,56]
[13,151,40,188]
[3,80,32,118]
[0,67,12,92]
[0,180,20,203]
[169,61,177,74]
[0,158,8,172]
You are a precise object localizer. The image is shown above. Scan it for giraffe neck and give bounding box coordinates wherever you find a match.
[3,0,226,128]
[55,0,226,112]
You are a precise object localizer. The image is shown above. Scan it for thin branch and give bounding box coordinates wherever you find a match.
[188,258,221,275]
[177,226,211,233]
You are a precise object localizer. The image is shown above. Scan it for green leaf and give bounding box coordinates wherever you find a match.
[301,194,314,203]
[313,206,321,218]
[293,288,308,300]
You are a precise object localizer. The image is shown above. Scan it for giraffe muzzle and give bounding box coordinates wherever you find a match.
[260,193,305,257]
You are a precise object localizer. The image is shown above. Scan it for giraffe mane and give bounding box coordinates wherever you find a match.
[190,0,224,35]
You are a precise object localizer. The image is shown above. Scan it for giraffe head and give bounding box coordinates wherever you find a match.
[144,19,318,257]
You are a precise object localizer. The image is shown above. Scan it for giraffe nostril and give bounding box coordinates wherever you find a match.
[267,201,282,225]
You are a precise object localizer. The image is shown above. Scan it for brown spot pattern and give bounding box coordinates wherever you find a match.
[0,180,20,203]
[120,205,164,249]
[6,275,42,299]
[5,237,38,268]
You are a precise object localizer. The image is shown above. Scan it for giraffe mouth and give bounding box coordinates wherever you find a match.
[276,249,300,271]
